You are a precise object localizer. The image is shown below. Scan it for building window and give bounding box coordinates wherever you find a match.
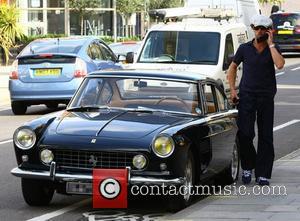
[47,10,65,34]
[28,0,43,8]
[47,0,64,8]
[28,10,43,22]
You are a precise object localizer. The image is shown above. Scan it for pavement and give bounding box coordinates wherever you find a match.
[166,148,300,221]
[0,65,10,108]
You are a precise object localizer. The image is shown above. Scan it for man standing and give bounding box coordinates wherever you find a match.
[227,15,285,186]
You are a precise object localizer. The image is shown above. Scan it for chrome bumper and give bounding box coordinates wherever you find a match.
[11,162,184,185]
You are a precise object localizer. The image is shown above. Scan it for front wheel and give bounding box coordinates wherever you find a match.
[22,178,54,206]
[167,149,195,212]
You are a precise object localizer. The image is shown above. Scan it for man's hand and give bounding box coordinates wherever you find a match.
[266,29,274,46]
[230,89,239,104]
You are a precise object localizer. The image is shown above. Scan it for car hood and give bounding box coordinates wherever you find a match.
[55,110,191,139]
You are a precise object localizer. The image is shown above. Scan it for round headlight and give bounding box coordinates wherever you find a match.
[132,154,147,169]
[40,149,54,164]
[152,135,175,158]
[13,128,36,150]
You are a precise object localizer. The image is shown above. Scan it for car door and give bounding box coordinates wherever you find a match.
[201,82,237,175]
[98,41,122,70]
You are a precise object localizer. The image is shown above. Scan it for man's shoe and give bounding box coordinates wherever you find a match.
[256,177,270,186]
[242,170,252,184]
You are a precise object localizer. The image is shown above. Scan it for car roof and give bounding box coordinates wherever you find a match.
[19,36,97,57]
[88,69,210,82]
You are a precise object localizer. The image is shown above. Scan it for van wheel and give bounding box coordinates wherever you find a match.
[11,101,27,115]
[22,178,54,206]
[167,149,195,212]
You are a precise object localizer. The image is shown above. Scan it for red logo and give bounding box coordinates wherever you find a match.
[93,168,128,208]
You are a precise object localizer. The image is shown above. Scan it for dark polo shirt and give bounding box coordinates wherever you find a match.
[233,40,281,96]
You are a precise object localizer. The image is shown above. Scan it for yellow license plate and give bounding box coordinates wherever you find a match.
[34,69,61,77]
[278,30,293,34]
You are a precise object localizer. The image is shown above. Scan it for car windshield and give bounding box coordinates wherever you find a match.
[271,13,300,30]
[69,77,200,115]
[138,31,220,64]
[20,38,86,55]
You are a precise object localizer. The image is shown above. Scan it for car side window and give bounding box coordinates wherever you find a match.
[87,43,104,60]
[203,84,217,114]
[215,87,227,111]
[99,43,116,62]
[223,33,234,71]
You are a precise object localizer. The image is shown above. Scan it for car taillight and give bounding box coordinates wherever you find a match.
[74,58,87,78]
[9,60,19,80]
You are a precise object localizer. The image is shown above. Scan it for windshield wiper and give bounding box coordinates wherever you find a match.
[67,105,111,112]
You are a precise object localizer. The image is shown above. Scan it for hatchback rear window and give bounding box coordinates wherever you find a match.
[20,39,86,56]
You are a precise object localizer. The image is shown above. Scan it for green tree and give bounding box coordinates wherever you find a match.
[149,0,184,10]
[69,0,99,35]
[258,0,284,4]
[0,4,24,64]
[116,0,144,37]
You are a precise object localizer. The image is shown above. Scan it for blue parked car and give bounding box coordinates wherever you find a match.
[9,36,121,115]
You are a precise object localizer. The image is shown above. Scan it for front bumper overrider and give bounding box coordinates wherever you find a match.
[11,162,184,185]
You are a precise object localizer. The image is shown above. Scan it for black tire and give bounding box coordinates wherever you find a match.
[221,140,240,185]
[22,178,54,206]
[11,101,27,115]
[167,149,195,212]
[46,103,59,109]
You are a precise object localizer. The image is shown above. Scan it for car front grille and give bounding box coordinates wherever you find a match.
[53,149,136,170]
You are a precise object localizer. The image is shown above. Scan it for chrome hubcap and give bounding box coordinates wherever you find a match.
[183,157,193,202]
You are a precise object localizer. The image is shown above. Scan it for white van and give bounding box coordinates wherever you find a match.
[126,4,260,95]
[186,0,261,39]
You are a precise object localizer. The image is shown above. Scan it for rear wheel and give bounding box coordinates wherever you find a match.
[221,141,240,185]
[167,149,195,212]
[22,178,54,206]
[11,101,27,115]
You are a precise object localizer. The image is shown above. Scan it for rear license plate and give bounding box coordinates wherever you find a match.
[66,182,92,194]
[278,30,293,34]
[34,69,61,77]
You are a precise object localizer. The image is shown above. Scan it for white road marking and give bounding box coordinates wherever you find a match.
[273,119,300,132]
[276,72,285,76]
[26,198,91,221]
[276,148,300,162]
[277,84,300,89]
[275,102,300,106]
[291,66,300,71]
[0,139,12,145]
[22,119,300,221]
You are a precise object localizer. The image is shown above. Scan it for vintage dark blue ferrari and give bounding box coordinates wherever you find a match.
[11,70,239,210]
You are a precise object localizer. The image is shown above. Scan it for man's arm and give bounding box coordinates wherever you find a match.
[267,29,285,69]
[227,62,239,103]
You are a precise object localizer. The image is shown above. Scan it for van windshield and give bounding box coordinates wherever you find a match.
[138,31,220,65]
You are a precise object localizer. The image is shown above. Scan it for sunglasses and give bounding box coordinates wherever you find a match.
[253,26,268,31]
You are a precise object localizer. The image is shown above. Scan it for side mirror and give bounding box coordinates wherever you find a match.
[223,53,234,70]
[126,52,134,64]
[117,54,126,63]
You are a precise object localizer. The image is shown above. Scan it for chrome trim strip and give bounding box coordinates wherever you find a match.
[11,167,184,185]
